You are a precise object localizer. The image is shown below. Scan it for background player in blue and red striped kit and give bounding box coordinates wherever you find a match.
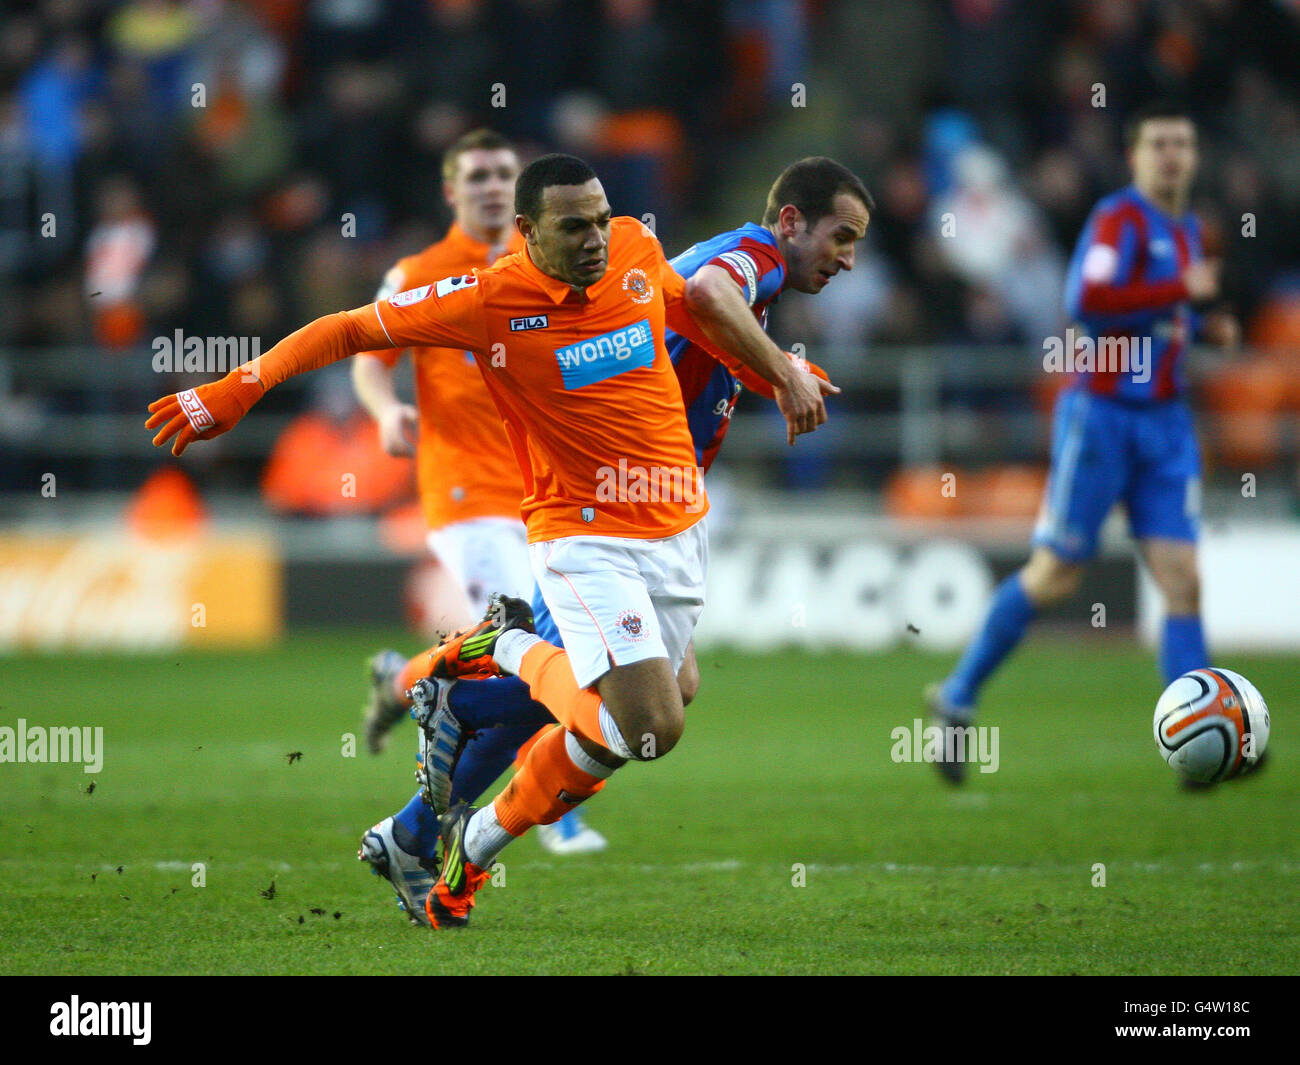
[360,157,870,922]
[927,103,1241,782]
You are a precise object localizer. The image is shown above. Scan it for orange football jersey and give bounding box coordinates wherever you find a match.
[359,223,527,531]
[364,216,708,542]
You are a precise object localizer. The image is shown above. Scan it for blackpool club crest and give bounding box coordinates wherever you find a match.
[621,267,654,304]
[617,610,647,641]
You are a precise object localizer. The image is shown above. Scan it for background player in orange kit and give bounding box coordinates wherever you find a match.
[355,128,524,742]
[352,130,608,857]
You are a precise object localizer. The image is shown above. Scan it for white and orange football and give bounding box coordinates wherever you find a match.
[1153,668,1271,784]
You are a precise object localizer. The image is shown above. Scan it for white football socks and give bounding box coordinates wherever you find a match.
[598,704,635,760]
[565,730,617,779]
[464,806,513,869]
[494,629,543,675]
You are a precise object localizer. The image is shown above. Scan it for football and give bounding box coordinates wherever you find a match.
[1153,668,1271,783]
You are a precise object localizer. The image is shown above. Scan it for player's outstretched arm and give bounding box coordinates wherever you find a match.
[678,264,838,444]
[145,307,395,456]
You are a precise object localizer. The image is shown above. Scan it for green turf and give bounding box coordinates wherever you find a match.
[0,631,1294,974]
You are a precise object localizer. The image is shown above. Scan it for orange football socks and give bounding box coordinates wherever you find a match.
[492,725,611,838]
[514,642,609,750]
[393,647,437,703]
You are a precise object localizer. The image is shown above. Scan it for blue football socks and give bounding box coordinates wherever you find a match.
[942,573,1037,715]
[1160,614,1208,684]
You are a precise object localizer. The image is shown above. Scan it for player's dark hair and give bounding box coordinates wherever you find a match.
[441,128,515,182]
[762,157,875,228]
[514,154,599,220]
[1124,102,1195,149]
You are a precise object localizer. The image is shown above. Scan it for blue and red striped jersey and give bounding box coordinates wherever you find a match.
[1064,185,1202,401]
[667,223,787,471]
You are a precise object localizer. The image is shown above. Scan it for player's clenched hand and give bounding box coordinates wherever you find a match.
[377,402,418,457]
[786,349,839,391]
[145,368,266,456]
[773,366,831,445]
[1183,259,1221,302]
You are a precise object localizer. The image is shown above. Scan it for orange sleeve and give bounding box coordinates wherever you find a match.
[240,307,394,392]
[358,264,409,366]
[240,281,486,394]
[370,274,488,352]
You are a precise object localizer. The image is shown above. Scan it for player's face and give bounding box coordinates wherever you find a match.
[518,180,612,289]
[447,148,520,237]
[1130,118,1198,202]
[782,193,871,294]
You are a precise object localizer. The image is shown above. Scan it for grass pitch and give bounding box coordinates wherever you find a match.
[1,631,1295,975]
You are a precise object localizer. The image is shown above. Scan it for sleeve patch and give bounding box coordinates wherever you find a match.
[716,250,760,306]
[1081,244,1120,284]
[434,274,479,298]
[389,284,433,307]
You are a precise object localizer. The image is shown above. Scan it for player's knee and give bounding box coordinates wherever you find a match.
[623,705,684,761]
[1022,554,1083,605]
[1053,565,1084,601]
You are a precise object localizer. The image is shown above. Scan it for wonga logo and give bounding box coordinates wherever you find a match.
[554,319,654,390]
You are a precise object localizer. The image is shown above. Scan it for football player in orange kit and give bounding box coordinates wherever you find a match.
[353,129,608,864]
[146,153,848,929]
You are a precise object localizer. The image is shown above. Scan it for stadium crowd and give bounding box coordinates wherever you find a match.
[2,0,1299,496]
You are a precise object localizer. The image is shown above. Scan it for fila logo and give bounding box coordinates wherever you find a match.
[510,315,548,331]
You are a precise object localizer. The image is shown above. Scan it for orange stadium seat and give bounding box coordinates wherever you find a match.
[1200,356,1290,468]
[972,465,1049,519]
[884,464,965,519]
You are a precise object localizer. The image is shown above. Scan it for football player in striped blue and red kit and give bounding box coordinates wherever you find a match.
[929,103,1241,782]
[361,158,871,920]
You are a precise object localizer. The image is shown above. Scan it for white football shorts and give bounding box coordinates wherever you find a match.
[428,516,532,616]
[530,517,708,689]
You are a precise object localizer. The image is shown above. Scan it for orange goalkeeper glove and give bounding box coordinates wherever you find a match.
[145,369,266,456]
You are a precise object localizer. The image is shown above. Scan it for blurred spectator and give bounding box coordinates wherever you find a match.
[106,0,203,115]
[85,176,155,349]
[262,367,414,516]
[930,145,1066,341]
[19,33,101,250]
[1,0,1298,498]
